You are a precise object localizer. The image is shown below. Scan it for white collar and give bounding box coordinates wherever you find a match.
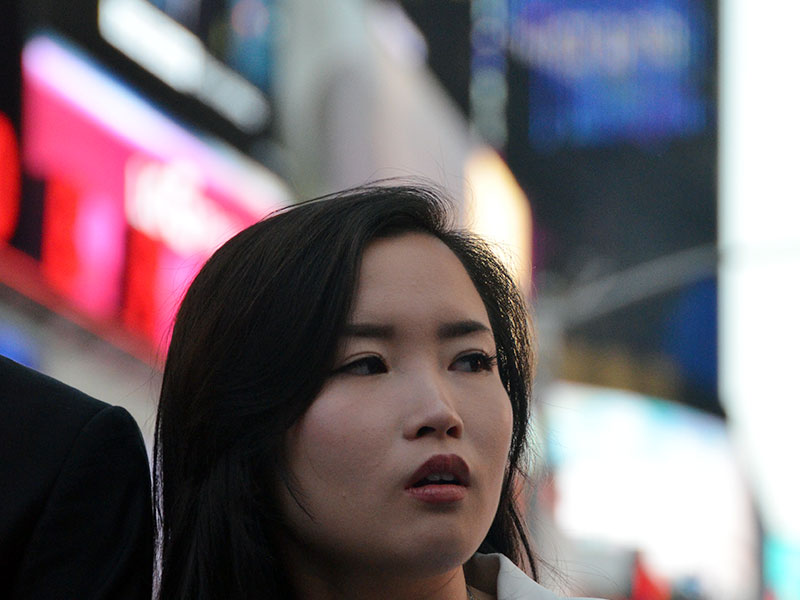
[466,553,604,600]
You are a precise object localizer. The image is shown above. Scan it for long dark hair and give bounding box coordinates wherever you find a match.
[153,184,537,599]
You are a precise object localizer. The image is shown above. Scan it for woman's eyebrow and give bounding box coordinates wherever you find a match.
[436,320,491,339]
[342,323,395,339]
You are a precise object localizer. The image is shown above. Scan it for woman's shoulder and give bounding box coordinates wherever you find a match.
[467,553,607,600]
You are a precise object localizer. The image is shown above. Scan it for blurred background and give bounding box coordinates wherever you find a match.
[1,0,798,597]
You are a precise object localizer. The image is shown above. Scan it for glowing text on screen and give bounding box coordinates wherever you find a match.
[508,0,710,150]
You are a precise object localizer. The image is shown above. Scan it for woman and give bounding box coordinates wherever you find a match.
[153,184,599,599]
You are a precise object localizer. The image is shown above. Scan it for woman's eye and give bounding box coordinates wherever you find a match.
[450,352,497,373]
[334,355,388,376]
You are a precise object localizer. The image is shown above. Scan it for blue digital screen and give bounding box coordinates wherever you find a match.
[508,0,711,151]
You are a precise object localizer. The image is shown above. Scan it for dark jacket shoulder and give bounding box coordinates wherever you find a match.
[0,354,153,599]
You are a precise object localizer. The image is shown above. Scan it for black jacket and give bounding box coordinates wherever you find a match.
[0,355,153,599]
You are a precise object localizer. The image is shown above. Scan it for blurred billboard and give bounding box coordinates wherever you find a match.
[536,381,759,599]
[1,34,289,358]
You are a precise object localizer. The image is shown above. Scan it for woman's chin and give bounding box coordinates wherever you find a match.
[382,535,480,578]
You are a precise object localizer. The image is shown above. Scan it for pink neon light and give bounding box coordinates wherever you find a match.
[22,35,288,217]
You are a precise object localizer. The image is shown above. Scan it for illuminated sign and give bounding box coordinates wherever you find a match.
[98,0,275,133]
[0,111,20,243]
[124,158,243,256]
[5,35,290,352]
[508,0,711,150]
[543,381,758,597]
[471,0,508,148]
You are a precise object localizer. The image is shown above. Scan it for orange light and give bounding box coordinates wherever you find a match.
[464,147,533,294]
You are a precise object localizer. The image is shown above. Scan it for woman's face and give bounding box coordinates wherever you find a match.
[281,232,514,578]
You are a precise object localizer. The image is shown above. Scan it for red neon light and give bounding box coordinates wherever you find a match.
[121,229,160,343]
[0,112,21,243]
[41,177,80,297]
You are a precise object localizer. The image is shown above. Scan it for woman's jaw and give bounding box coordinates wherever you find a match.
[277,519,476,600]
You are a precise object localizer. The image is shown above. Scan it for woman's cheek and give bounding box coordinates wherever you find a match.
[287,387,386,489]
[472,384,514,450]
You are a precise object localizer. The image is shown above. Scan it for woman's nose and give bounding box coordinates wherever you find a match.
[402,374,464,440]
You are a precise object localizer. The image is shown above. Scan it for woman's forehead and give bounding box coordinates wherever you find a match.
[350,233,490,327]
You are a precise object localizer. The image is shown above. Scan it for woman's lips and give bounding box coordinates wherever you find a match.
[405,454,470,504]
[405,483,467,503]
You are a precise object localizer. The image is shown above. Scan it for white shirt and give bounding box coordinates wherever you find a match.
[466,553,605,600]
